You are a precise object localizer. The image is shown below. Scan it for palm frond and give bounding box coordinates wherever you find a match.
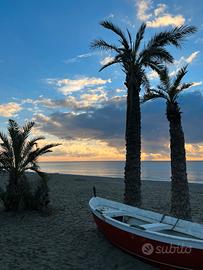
[141,72,150,92]
[0,120,61,178]
[142,89,168,103]
[91,39,120,52]
[126,28,132,48]
[35,144,61,157]
[157,67,171,92]
[8,119,20,143]
[21,136,45,163]
[169,65,188,99]
[0,154,13,172]
[99,55,122,71]
[133,23,146,55]
[179,82,194,90]
[173,82,193,101]
[146,25,197,49]
[8,119,23,170]
[146,60,165,74]
[99,59,122,71]
[100,20,129,49]
[0,132,13,159]
[172,65,188,87]
[139,47,174,65]
[22,121,35,140]
[22,143,61,170]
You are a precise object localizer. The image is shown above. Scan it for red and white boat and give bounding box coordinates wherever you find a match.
[89,196,203,270]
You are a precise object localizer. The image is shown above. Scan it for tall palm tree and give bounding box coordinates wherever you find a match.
[143,66,193,220]
[0,119,60,210]
[91,20,196,206]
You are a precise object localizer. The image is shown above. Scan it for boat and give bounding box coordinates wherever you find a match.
[89,196,203,270]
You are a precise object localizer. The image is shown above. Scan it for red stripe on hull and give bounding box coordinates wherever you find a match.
[93,214,203,270]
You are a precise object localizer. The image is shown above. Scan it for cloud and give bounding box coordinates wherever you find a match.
[147,70,159,80]
[34,98,126,143]
[142,92,203,158]
[22,88,125,112]
[77,53,94,59]
[169,51,200,77]
[136,0,152,21]
[33,91,203,160]
[39,138,124,161]
[46,76,111,95]
[147,14,185,28]
[79,92,107,107]
[136,0,185,28]
[146,51,198,81]
[63,52,95,64]
[186,51,199,64]
[191,82,202,87]
[100,56,114,66]
[108,13,115,19]
[115,88,125,93]
[174,51,199,67]
[63,58,78,64]
[0,102,22,117]
[34,97,168,159]
[35,113,62,128]
[143,91,203,145]
[185,143,203,160]
[154,4,167,17]
[180,92,203,144]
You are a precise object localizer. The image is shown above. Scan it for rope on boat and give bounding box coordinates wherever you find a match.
[160,214,179,230]
[171,218,179,230]
[160,214,167,223]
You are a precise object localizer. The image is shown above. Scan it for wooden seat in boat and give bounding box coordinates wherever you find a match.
[141,223,172,231]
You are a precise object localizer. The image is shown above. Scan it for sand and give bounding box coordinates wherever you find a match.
[0,173,202,270]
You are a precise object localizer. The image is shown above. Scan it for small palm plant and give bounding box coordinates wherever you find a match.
[143,66,193,220]
[91,20,196,207]
[0,119,60,211]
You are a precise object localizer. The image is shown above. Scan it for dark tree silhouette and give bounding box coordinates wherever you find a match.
[0,119,60,211]
[143,66,193,220]
[91,20,196,206]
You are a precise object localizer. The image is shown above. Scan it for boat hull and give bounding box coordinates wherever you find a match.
[93,213,203,270]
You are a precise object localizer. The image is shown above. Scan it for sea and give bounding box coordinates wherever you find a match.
[39,161,203,184]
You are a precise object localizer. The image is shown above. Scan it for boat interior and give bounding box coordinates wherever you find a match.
[97,206,203,241]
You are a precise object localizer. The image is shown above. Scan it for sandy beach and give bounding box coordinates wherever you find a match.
[0,173,202,270]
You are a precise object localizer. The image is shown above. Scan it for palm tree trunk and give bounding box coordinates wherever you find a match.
[167,102,191,220]
[124,73,141,207]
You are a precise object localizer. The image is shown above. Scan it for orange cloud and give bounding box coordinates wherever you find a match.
[147,14,185,28]
[0,102,22,117]
[38,140,203,162]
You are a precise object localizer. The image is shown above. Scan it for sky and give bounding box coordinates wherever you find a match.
[0,0,203,161]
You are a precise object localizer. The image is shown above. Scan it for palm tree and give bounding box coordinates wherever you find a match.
[0,119,60,211]
[143,66,193,220]
[91,20,196,206]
